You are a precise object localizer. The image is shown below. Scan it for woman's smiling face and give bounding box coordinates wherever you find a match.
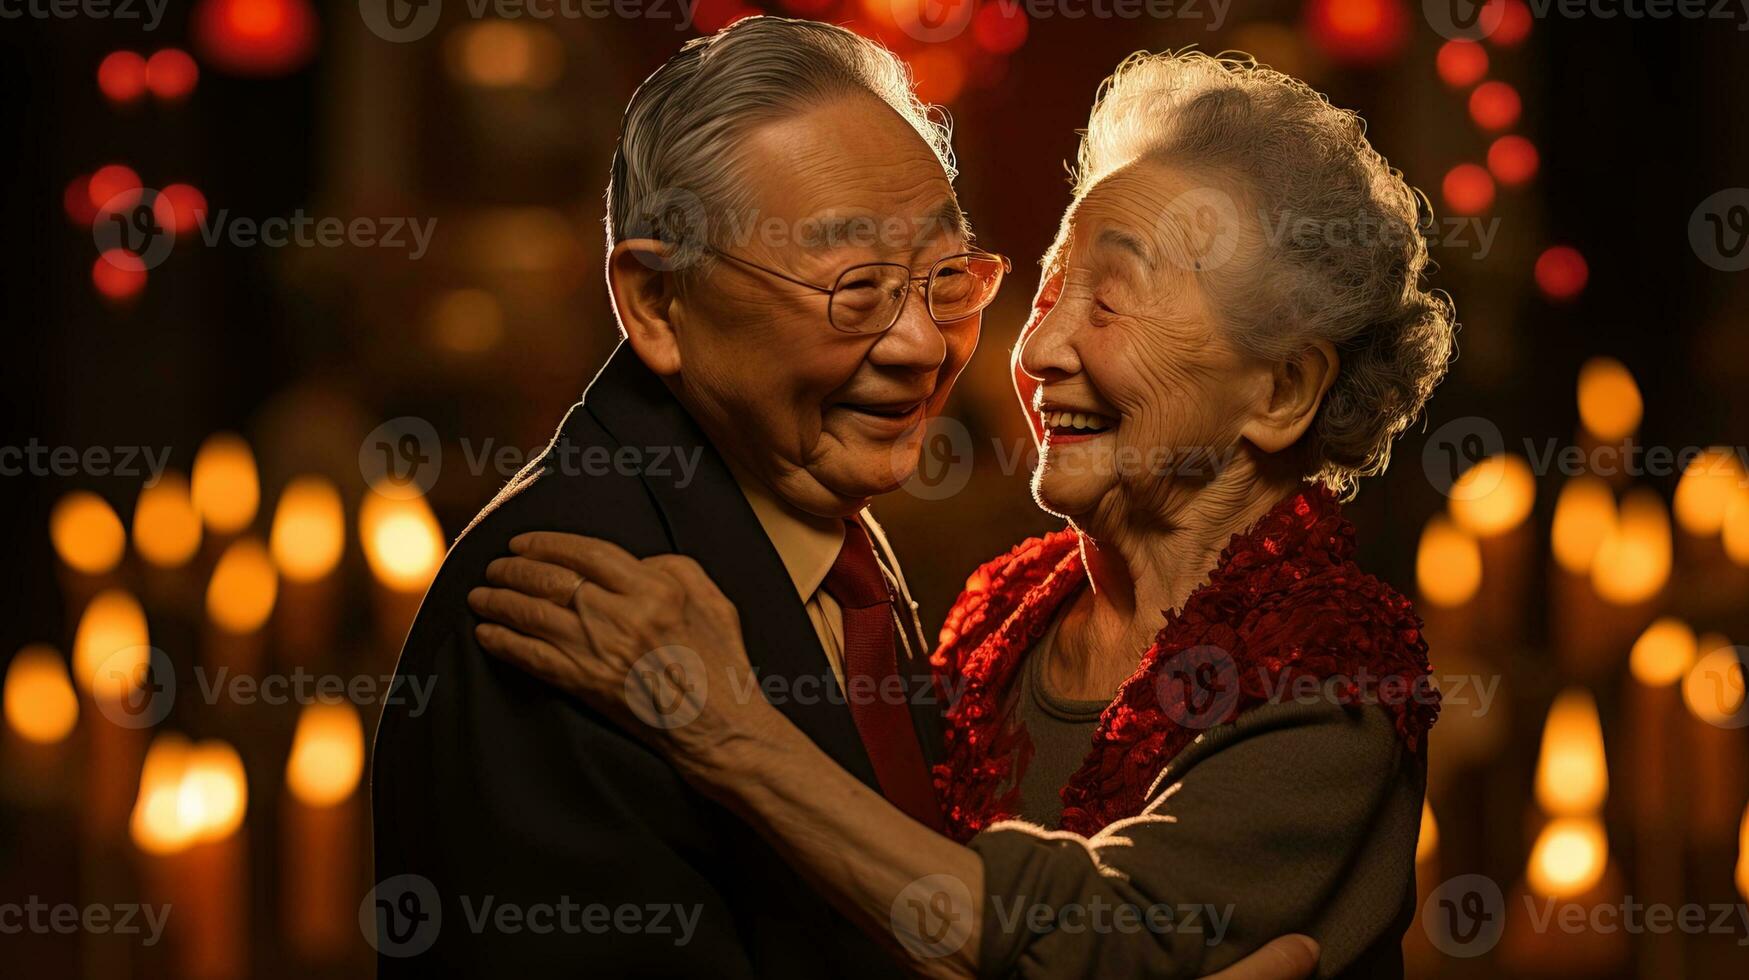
[1017,162,1273,525]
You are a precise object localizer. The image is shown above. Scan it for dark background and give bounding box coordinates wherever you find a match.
[3,0,1748,976]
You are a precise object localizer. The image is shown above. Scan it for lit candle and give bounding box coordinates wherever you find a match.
[50,490,127,622]
[133,471,203,614]
[2,644,79,807]
[1549,477,1617,677]
[269,475,346,665]
[282,701,365,960]
[360,486,444,655]
[191,432,260,545]
[204,536,279,680]
[1414,514,1481,659]
[1625,619,1694,974]
[1502,820,1627,973]
[130,735,249,980]
[73,589,153,839]
[1447,453,1534,642]
[1682,636,1748,849]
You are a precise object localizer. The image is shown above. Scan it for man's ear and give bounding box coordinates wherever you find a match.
[607,238,684,377]
[1239,340,1340,454]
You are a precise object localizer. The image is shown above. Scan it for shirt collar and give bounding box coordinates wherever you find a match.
[728,464,845,602]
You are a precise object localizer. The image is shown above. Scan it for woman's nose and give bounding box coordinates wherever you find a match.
[1017,302,1080,383]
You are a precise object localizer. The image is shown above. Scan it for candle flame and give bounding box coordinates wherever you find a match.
[1683,642,1747,726]
[1527,815,1608,898]
[1674,447,1747,537]
[1589,488,1671,605]
[134,472,202,568]
[360,487,444,593]
[4,644,79,744]
[1725,487,1749,568]
[1534,687,1608,816]
[1551,476,1616,574]
[1417,799,1439,865]
[285,701,364,806]
[130,734,247,855]
[1416,514,1481,607]
[269,475,346,582]
[1630,617,1696,688]
[1737,805,1749,903]
[1576,356,1641,442]
[191,432,260,534]
[1448,454,1536,537]
[72,589,150,704]
[206,537,279,634]
[50,490,126,575]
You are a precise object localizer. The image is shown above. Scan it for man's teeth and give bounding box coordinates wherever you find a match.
[1042,410,1113,431]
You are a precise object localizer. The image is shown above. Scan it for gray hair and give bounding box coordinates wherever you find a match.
[605,16,957,273]
[1072,50,1457,499]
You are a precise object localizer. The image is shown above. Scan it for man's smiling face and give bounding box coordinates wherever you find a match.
[669,94,981,518]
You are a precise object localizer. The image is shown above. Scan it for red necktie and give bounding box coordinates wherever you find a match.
[822,519,943,830]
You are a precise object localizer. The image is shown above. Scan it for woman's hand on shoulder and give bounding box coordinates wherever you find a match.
[466,531,781,776]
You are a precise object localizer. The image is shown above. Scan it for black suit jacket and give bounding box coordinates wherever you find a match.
[372,344,943,977]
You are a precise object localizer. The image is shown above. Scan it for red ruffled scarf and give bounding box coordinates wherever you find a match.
[929,486,1439,841]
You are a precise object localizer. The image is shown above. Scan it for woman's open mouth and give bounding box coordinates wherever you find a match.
[1040,409,1116,443]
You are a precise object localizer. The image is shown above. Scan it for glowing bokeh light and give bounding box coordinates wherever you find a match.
[1448,454,1535,536]
[360,488,445,593]
[1576,356,1640,440]
[1590,488,1671,605]
[1673,447,1746,537]
[1487,134,1539,186]
[1442,163,1495,215]
[1630,617,1696,688]
[1535,245,1588,301]
[206,537,279,634]
[1527,816,1608,898]
[4,645,79,745]
[134,473,203,568]
[98,51,149,103]
[1417,514,1482,607]
[1303,0,1410,65]
[72,589,150,704]
[269,475,345,582]
[285,702,365,806]
[92,250,148,302]
[50,490,127,575]
[191,432,261,534]
[145,48,200,100]
[1435,40,1487,88]
[1468,80,1521,130]
[1551,476,1616,574]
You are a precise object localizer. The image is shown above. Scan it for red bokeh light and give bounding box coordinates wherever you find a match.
[64,175,98,226]
[1435,40,1488,88]
[693,0,760,32]
[154,184,209,237]
[1304,0,1411,65]
[1487,0,1533,46]
[909,48,966,105]
[1487,135,1539,186]
[146,49,200,101]
[88,164,143,215]
[92,250,148,302]
[97,51,149,103]
[1469,80,1521,130]
[776,0,835,12]
[193,0,318,77]
[1442,163,1496,216]
[972,2,1029,55]
[1535,246,1588,301]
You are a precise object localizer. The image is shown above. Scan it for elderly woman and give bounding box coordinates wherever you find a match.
[469,50,1454,978]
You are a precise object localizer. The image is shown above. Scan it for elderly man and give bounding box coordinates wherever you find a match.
[372,16,1316,979]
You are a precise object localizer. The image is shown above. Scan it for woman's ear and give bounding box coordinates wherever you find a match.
[607,238,683,377]
[1240,340,1340,454]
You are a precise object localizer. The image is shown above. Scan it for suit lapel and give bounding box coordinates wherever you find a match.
[578,344,882,791]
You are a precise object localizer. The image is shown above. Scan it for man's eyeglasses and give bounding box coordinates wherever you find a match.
[706,248,1012,335]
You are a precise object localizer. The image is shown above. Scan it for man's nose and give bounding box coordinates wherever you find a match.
[867,283,948,372]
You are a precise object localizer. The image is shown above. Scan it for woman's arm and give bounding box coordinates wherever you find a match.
[465,532,1335,980]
